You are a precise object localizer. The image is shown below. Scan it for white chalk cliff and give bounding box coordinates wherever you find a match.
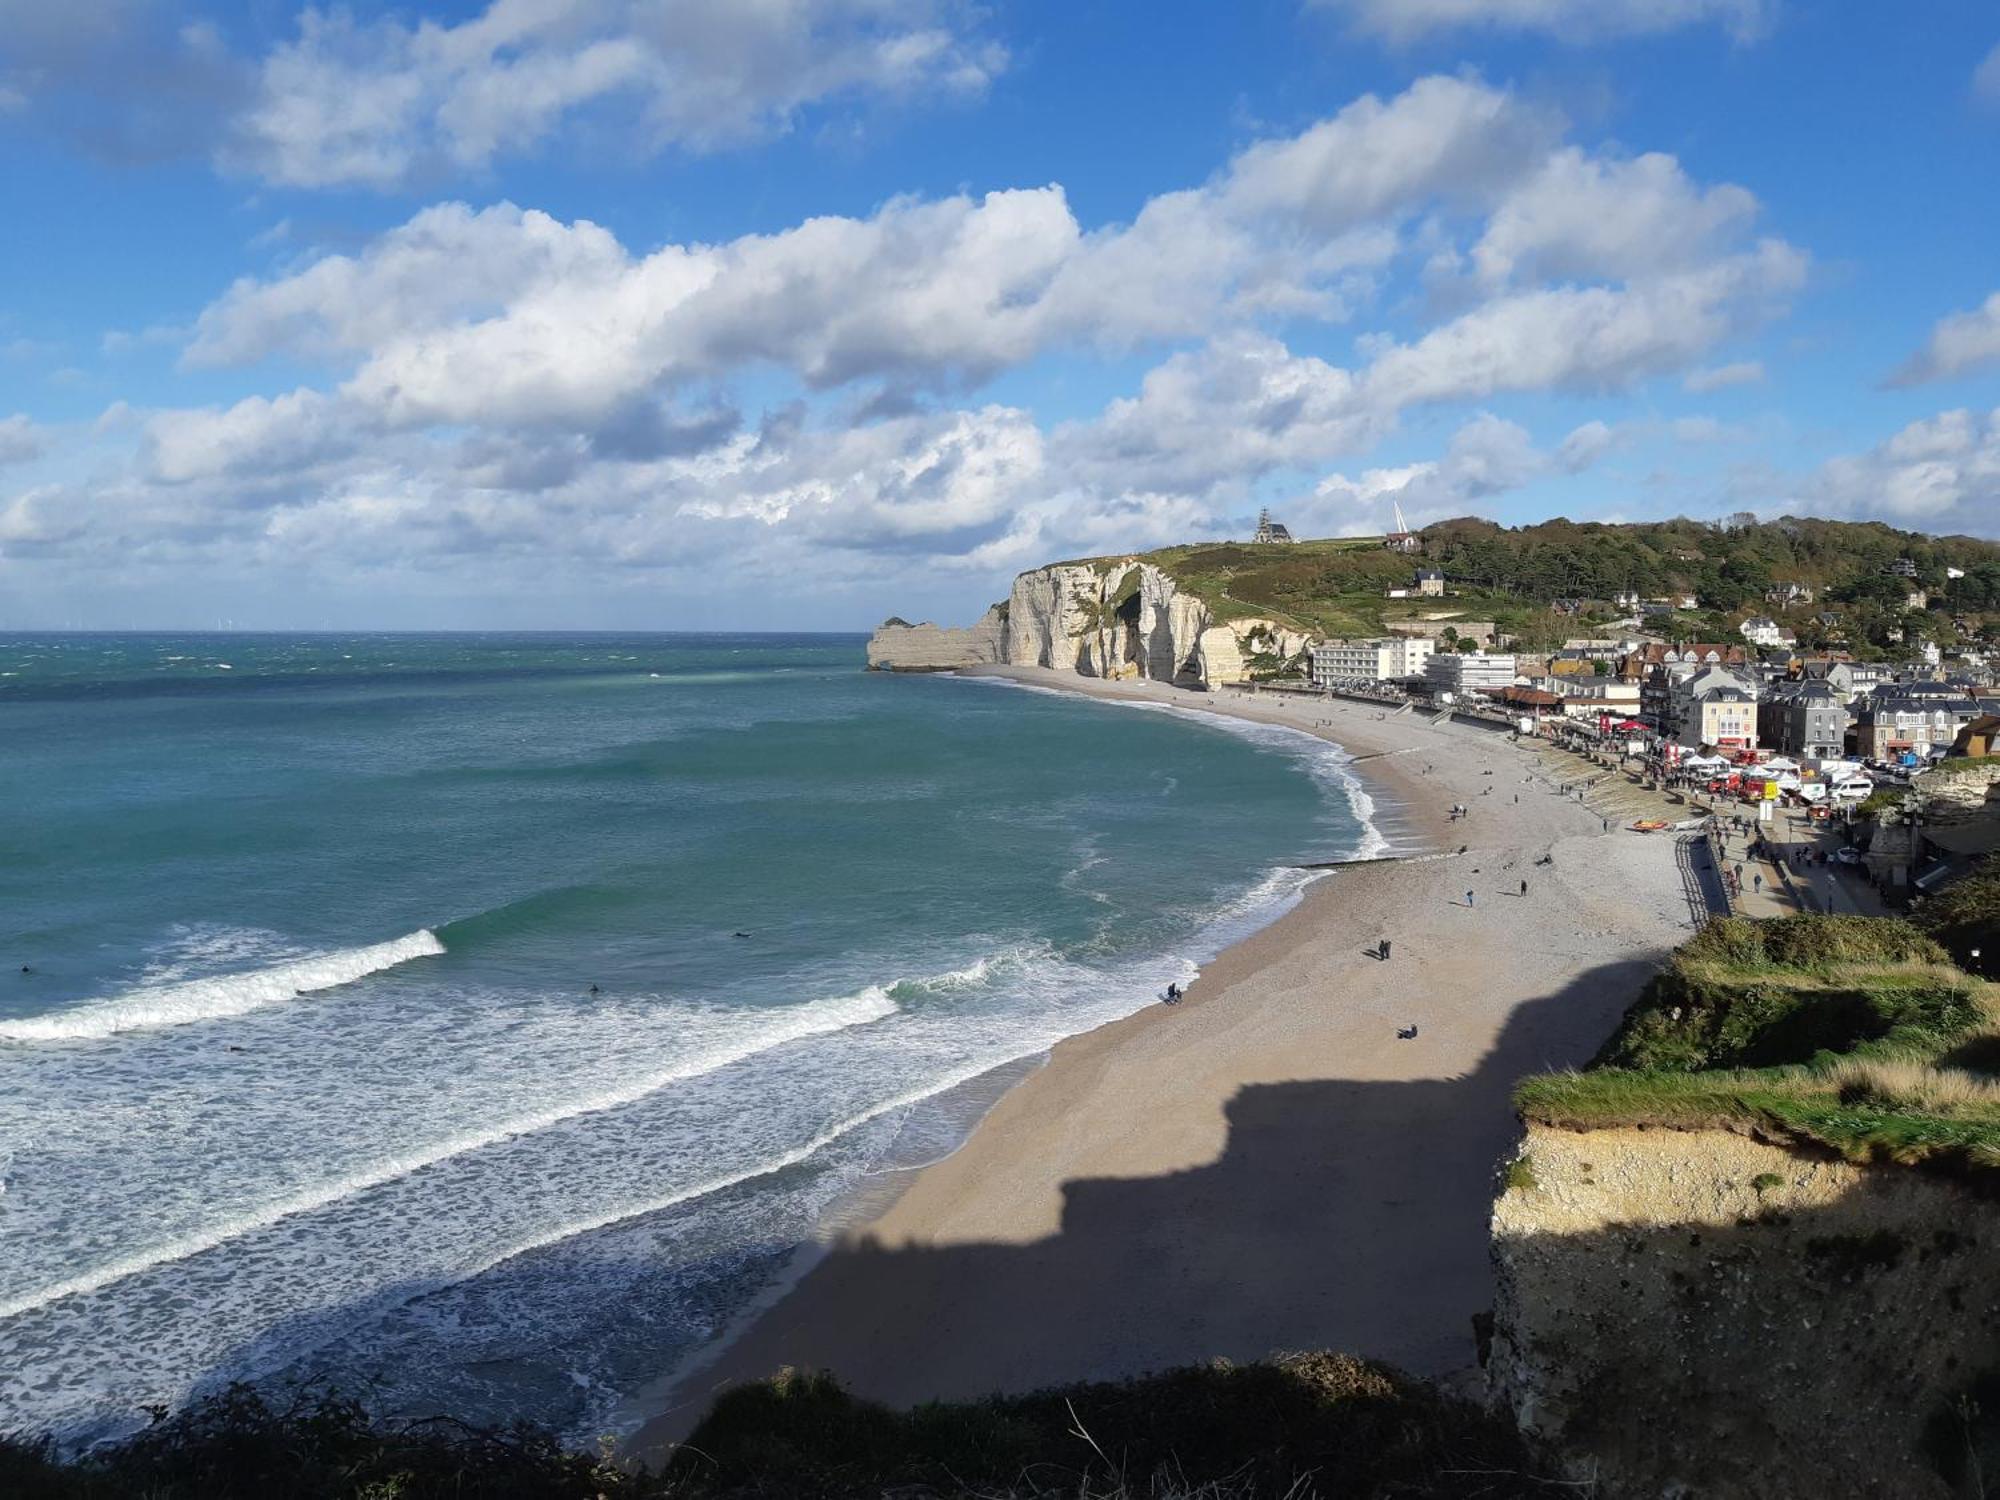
[868,559,1310,689]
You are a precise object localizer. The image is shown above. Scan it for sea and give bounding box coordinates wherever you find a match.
[0,632,1382,1446]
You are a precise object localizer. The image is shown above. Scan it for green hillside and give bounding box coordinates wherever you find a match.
[1088,517,2000,654]
[1514,913,2000,1169]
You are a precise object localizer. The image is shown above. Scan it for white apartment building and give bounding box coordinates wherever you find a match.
[1424,651,1517,697]
[1739,616,1795,647]
[1311,636,1434,685]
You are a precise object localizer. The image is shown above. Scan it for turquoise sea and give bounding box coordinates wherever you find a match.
[0,633,1379,1444]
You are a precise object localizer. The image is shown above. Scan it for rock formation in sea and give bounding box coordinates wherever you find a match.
[867,559,1311,689]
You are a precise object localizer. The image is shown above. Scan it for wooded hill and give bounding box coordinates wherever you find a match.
[1136,517,2000,654]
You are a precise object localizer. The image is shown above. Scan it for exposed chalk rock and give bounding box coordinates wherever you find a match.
[873,558,1312,689]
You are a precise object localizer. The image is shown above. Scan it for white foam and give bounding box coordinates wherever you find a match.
[409,1048,1059,1301]
[0,985,897,1321]
[0,930,447,1043]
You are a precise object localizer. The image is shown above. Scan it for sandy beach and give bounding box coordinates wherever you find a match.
[630,670,1696,1452]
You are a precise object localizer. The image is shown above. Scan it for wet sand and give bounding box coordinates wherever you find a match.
[628,670,1693,1453]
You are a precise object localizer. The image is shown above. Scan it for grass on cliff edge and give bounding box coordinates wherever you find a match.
[0,1357,1573,1500]
[1513,914,2000,1168]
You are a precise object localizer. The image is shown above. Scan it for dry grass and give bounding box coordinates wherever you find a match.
[1824,1057,2000,1117]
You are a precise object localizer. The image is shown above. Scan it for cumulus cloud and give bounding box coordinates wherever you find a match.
[1684,359,1764,392]
[1309,0,1777,45]
[186,203,630,368]
[1469,148,1758,285]
[1216,74,1558,231]
[2,0,1002,189]
[22,72,1814,610]
[188,76,1551,402]
[183,73,1790,442]
[222,0,1005,189]
[1361,241,1805,409]
[1302,411,1603,532]
[1775,407,1999,535]
[0,414,48,466]
[1052,335,1383,498]
[1888,291,2000,387]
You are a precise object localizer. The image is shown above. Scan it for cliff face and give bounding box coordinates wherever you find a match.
[1489,1123,2000,1499]
[868,560,1310,688]
[864,604,1008,672]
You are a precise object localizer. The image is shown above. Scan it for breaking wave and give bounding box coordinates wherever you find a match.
[0,930,447,1043]
[0,984,897,1320]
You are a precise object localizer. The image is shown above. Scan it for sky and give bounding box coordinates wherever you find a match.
[1,0,1998,631]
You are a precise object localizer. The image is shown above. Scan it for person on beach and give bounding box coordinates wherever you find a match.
[1520,878,1528,896]
[1380,938,1392,961]
[1466,889,1476,907]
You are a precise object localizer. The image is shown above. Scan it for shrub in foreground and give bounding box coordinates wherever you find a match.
[670,1356,1560,1497]
[3,1357,1567,1500]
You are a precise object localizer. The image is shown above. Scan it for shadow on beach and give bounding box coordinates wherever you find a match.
[651,956,1660,1438]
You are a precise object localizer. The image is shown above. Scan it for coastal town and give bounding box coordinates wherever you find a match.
[1248,515,2000,918]
[871,512,2000,928]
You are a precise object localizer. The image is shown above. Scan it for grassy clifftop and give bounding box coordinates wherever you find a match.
[1516,914,2000,1168]
[1057,516,2000,653]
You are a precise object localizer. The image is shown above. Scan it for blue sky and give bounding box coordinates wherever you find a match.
[2,0,1997,630]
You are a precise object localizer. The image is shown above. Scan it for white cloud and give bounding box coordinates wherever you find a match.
[1975,42,2000,104]
[1217,75,1557,232]
[1784,407,2000,533]
[193,76,1550,402]
[0,414,47,466]
[1309,0,1777,45]
[1555,418,1618,470]
[141,388,355,484]
[183,73,1790,452]
[1683,359,1764,392]
[222,0,1006,190]
[1470,148,1758,285]
[1303,410,1594,532]
[1888,291,2000,387]
[19,71,1822,614]
[1,0,1002,190]
[1362,241,1805,409]
[1053,334,1383,497]
[187,203,629,368]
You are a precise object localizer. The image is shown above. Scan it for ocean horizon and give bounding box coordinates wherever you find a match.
[0,632,1380,1445]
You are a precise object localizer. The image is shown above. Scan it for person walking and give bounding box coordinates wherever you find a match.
[1520,878,1528,896]
[1466,889,1476,908]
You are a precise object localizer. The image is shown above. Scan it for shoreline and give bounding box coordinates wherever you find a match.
[627,669,1694,1456]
